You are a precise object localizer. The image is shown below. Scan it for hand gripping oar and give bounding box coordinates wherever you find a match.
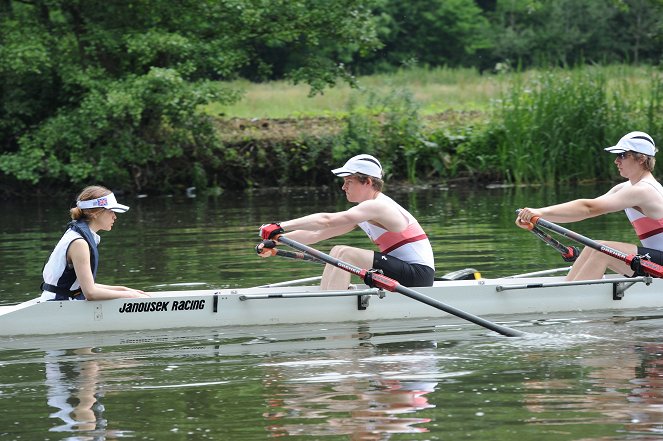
[257,240,324,264]
[516,209,579,262]
[532,216,663,278]
[275,235,525,337]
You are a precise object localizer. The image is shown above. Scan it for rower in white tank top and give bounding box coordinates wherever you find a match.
[357,194,435,270]
[624,179,663,250]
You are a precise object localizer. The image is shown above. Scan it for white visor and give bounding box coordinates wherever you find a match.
[604,131,656,156]
[331,154,383,179]
[76,192,130,213]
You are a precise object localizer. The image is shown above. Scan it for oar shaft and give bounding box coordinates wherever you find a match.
[277,236,369,278]
[394,283,525,337]
[277,235,525,337]
[517,209,578,261]
[274,249,323,264]
[530,225,579,262]
[533,216,663,278]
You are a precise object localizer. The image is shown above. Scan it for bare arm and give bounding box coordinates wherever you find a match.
[280,200,394,244]
[68,240,149,300]
[517,182,644,224]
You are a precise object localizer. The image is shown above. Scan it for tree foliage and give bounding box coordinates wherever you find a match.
[2,0,663,194]
[361,0,491,70]
[354,0,663,72]
[0,0,380,193]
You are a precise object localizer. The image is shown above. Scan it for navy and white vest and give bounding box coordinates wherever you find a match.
[41,221,99,301]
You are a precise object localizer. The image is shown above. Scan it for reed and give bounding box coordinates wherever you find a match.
[492,66,663,184]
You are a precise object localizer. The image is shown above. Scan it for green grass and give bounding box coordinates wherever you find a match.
[205,66,503,118]
[205,65,659,119]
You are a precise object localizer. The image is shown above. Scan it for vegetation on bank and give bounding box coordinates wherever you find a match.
[4,64,663,195]
[209,65,663,192]
[1,1,662,195]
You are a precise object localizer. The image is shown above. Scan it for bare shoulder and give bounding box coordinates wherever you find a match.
[68,238,90,257]
[350,198,389,220]
[635,178,663,202]
[353,196,407,230]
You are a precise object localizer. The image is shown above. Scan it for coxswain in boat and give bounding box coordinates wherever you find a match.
[517,131,663,281]
[258,154,435,290]
[40,185,149,301]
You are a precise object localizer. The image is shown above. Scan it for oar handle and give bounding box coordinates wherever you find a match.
[276,235,369,279]
[532,216,663,278]
[258,240,324,264]
[517,210,579,262]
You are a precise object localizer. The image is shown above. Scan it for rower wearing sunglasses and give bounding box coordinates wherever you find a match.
[516,131,662,280]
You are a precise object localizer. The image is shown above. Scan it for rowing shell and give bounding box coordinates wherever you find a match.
[0,274,660,337]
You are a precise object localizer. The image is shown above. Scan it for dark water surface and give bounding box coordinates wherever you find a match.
[1,185,662,440]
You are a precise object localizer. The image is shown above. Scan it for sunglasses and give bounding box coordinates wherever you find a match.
[616,152,631,159]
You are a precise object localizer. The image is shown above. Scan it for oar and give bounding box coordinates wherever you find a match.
[530,225,580,261]
[532,216,663,278]
[257,240,324,264]
[275,235,525,337]
[273,248,324,264]
[516,209,579,261]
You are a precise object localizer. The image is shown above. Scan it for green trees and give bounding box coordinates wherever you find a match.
[358,0,663,72]
[485,0,663,69]
[2,0,663,194]
[360,0,490,70]
[0,0,380,193]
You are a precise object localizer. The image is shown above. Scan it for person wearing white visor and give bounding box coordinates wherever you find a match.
[75,192,130,213]
[516,131,663,280]
[258,154,435,290]
[40,185,149,301]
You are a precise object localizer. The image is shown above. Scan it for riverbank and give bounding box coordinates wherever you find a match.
[214,110,484,143]
[1,65,660,197]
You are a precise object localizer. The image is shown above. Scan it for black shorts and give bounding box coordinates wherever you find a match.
[372,252,435,287]
[633,246,663,276]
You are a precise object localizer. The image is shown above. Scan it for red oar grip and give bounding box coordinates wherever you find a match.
[365,272,400,292]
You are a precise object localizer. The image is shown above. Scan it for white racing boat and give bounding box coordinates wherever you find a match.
[3,217,661,339]
[0,270,660,337]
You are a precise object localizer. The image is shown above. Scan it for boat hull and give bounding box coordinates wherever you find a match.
[1,275,662,336]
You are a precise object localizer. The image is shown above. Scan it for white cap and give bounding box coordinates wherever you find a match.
[76,192,130,213]
[331,154,383,179]
[605,131,656,156]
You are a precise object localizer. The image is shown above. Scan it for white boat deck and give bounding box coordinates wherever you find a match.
[0,275,660,337]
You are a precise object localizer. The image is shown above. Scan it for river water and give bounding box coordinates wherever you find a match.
[1,184,662,440]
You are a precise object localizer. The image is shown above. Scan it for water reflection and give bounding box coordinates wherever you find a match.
[518,318,663,437]
[7,316,663,439]
[44,347,123,439]
[263,378,435,440]
[257,326,448,439]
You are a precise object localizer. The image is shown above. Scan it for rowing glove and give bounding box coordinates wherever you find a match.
[259,223,284,240]
[255,240,277,257]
